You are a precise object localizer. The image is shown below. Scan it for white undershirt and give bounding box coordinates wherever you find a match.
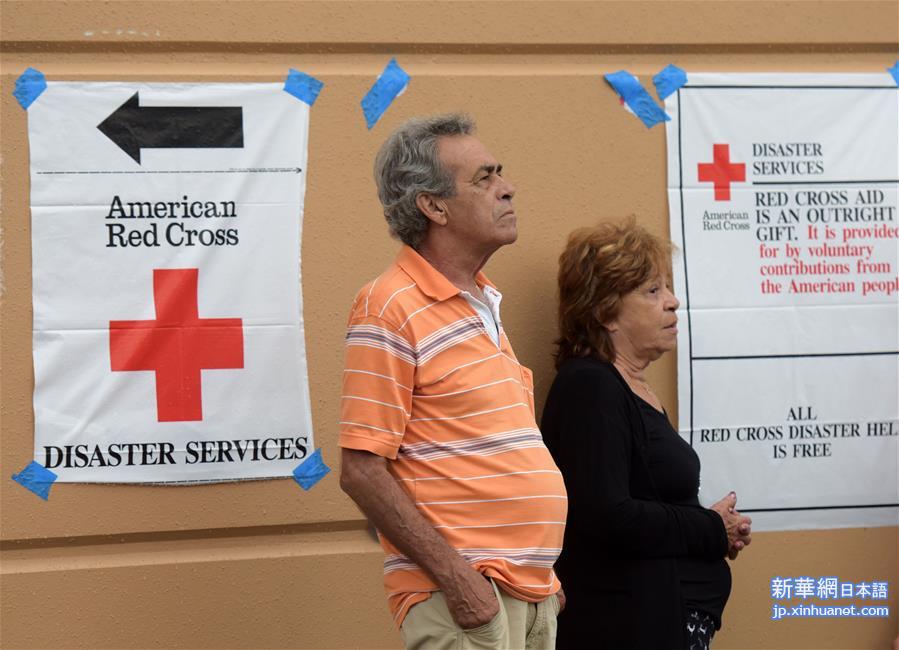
[460,285,503,346]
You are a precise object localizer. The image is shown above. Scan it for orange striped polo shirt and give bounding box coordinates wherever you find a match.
[339,245,567,627]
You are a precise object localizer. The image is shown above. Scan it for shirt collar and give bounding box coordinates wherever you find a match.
[395,245,497,301]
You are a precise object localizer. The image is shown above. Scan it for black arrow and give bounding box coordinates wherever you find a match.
[97,92,244,164]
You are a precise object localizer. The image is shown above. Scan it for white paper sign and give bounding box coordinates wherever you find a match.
[665,73,898,530]
[28,82,315,482]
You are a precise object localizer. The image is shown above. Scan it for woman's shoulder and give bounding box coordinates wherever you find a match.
[549,357,633,405]
[554,356,621,386]
[543,357,638,432]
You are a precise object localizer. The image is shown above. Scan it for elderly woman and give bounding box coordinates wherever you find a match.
[541,219,752,650]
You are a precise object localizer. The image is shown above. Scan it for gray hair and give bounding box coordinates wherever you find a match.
[374,114,476,248]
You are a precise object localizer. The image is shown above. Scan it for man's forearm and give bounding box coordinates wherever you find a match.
[340,448,474,590]
[340,448,500,629]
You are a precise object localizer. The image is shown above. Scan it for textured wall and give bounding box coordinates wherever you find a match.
[1,2,897,648]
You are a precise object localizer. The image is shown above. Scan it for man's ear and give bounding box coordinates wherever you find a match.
[416,193,448,226]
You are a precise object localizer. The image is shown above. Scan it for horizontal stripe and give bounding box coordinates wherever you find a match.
[339,420,404,437]
[409,402,530,423]
[425,351,504,385]
[344,368,411,392]
[516,581,557,589]
[398,469,562,483]
[415,377,523,399]
[416,315,479,349]
[398,428,544,461]
[346,324,415,365]
[384,548,561,573]
[387,588,437,599]
[344,339,413,364]
[384,556,560,573]
[397,301,438,331]
[432,521,567,530]
[379,283,417,317]
[342,395,410,416]
[416,495,568,506]
[417,317,483,364]
[461,547,563,553]
[393,593,416,624]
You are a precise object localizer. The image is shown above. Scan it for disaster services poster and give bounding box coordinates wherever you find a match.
[665,73,898,530]
[28,82,315,483]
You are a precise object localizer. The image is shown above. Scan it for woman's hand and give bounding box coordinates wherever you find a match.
[710,492,752,559]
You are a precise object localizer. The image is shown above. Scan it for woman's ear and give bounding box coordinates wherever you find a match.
[415,193,448,226]
[597,306,618,333]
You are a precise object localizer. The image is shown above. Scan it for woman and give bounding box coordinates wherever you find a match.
[541,219,752,650]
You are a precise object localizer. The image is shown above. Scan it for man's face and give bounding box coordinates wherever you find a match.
[435,135,518,254]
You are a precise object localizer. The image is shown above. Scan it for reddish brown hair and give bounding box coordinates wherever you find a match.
[555,218,673,367]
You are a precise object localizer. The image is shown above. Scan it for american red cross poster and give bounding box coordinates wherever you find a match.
[665,73,898,530]
[28,82,315,483]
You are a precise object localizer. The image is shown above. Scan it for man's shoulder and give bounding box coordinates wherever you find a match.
[347,262,430,330]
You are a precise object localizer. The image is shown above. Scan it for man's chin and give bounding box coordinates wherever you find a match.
[501,230,519,246]
[501,221,519,244]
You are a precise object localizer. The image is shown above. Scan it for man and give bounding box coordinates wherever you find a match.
[339,114,567,650]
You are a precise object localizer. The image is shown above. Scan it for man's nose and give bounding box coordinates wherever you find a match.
[499,176,516,200]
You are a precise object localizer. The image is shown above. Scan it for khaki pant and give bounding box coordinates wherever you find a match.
[400,580,559,650]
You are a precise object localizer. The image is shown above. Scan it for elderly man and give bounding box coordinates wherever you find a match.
[339,114,566,650]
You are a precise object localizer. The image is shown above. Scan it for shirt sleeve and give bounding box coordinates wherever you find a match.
[542,364,727,560]
[338,313,415,459]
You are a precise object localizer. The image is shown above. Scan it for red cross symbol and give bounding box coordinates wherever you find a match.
[110,268,244,422]
[698,144,746,201]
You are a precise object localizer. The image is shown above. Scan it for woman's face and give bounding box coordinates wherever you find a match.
[606,272,680,363]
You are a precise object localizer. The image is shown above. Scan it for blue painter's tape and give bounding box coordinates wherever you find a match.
[13,67,48,110]
[653,64,688,100]
[361,58,410,129]
[604,70,670,129]
[888,61,899,86]
[12,461,57,500]
[292,448,331,491]
[284,69,324,106]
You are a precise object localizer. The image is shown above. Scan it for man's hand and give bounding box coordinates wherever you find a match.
[441,567,500,629]
[710,492,752,559]
[341,448,501,628]
[557,587,566,612]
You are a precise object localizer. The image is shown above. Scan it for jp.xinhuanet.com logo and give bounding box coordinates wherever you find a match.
[770,576,890,620]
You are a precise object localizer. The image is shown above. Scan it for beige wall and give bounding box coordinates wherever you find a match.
[1,2,897,648]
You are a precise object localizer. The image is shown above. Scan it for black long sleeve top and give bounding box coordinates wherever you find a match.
[541,357,729,649]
